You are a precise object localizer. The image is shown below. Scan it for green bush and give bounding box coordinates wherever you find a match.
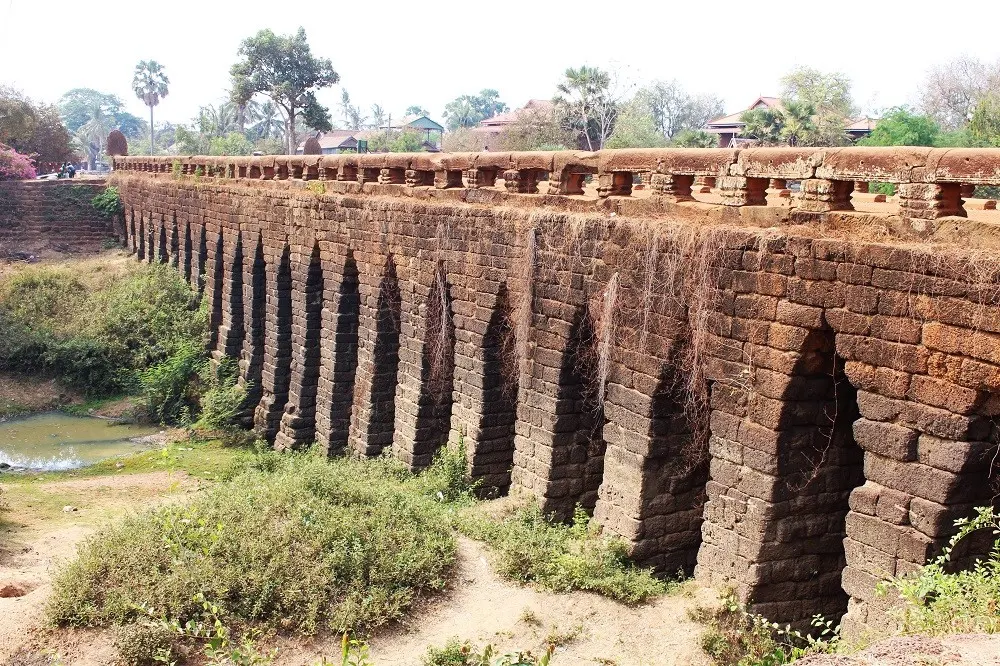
[457,504,668,604]
[884,505,1000,635]
[0,259,206,400]
[195,358,248,431]
[92,186,123,219]
[423,638,553,666]
[48,454,457,635]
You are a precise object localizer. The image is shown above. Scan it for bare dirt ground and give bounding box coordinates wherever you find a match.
[0,471,197,665]
[798,634,1000,665]
[0,372,81,417]
[0,469,710,666]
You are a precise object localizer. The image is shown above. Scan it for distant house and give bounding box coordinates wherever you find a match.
[295,130,360,155]
[704,96,877,147]
[472,99,555,143]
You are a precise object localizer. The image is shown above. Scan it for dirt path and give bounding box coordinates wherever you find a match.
[0,471,196,664]
[275,537,711,666]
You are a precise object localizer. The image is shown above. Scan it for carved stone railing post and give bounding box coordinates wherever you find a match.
[799,179,855,212]
[650,173,694,202]
[718,176,767,206]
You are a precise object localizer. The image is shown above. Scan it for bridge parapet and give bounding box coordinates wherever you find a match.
[114,147,1000,230]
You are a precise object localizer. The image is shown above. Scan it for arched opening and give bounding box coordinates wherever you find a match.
[183,223,193,283]
[207,233,224,351]
[157,219,168,263]
[554,306,608,518]
[323,251,360,455]
[222,234,245,358]
[470,283,519,496]
[147,221,155,264]
[240,235,266,424]
[196,225,208,296]
[169,216,179,268]
[355,255,401,457]
[128,210,137,254]
[280,242,324,447]
[136,215,146,260]
[412,261,457,468]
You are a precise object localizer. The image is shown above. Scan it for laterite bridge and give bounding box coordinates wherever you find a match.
[112,147,1000,637]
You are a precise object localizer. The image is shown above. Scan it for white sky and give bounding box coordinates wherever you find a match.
[2,0,999,127]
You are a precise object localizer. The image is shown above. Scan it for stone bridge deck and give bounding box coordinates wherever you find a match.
[112,147,1000,637]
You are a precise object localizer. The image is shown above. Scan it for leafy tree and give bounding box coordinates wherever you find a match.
[497,105,573,151]
[920,56,1000,130]
[132,60,170,156]
[672,129,718,148]
[367,129,425,153]
[209,132,254,156]
[230,27,339,154]
[640,80,724,140]
[405,105,430,117]
[24,104,76,165]
[58,89,144,138]
[858,107,940,146]
[606,95,667,148]
[443,89,508,130]
[0,86,37,147]
[780,66,854,117]
[969,93,1000,146]
[340,90,366,130]
[197,102,238,138]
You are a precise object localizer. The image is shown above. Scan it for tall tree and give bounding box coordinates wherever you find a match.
[739,108,784,145]
[132,60,170,156]
[779,100,816,146]
[370,104,388,130]
[230,27,339,154]
[920,57,1000,130]
[969,94,1000,146]
[405,105,430,117]
[639,80,725,139]
[340,90,366,130]
[555,66,627,150]
[605,94,667,148]
[780,66,854,117]
[0,85,37,147]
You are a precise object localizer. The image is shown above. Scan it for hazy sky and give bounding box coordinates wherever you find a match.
[3,0,1000,127]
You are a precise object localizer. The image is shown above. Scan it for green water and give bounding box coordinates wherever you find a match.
[0,412,160,472]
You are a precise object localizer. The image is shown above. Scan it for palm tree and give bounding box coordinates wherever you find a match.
[249,101,284,141]
[740,108,784,145]
[779,100,816,146]
[132,60,170,155]
[75,100,113,168]
[555,66,614,150]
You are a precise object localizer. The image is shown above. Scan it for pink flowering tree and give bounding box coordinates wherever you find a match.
[0,144,37,180]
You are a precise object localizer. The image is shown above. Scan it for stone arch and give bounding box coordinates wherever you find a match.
[595,357,709,575]
[467,282,520,495]
[254,243,293,440]
[169,216,179,268]
[196,224,208,295]
[206,232,225,351]
[551,304,609,519]
[239,233,266,423]
[146,217,155,263]
[217,233,245,359]
[350,254,402,457]
[183,222,193,283]
[157,217,168,263]
[316,249,360,456]
[128,209,137,254]
[698,325,864,628]
[136,213,145,260]
[403,260,457,469]
[276,242,325,450]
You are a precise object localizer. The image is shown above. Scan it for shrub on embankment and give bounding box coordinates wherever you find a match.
[48,453,457,635]
[0,254,241,424]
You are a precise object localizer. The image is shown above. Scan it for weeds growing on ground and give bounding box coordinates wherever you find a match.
[457,503,670,604]
[422,637,554,666]
[883,505,1000,635]
[48,453,457,635]
[693,593,839,666]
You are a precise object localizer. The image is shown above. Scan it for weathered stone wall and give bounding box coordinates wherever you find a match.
[0,180,112,254]
[112,147,1000,638]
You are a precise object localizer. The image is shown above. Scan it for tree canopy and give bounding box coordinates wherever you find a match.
[639,80,724,140]
[858,107,940,146]
[230,27,339,153]
[442,89,508,130]
[0,86,76,166]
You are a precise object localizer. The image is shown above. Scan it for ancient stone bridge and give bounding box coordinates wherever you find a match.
[111,147,1000,637]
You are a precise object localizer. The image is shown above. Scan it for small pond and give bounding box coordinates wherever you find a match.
[0,411,161,472]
